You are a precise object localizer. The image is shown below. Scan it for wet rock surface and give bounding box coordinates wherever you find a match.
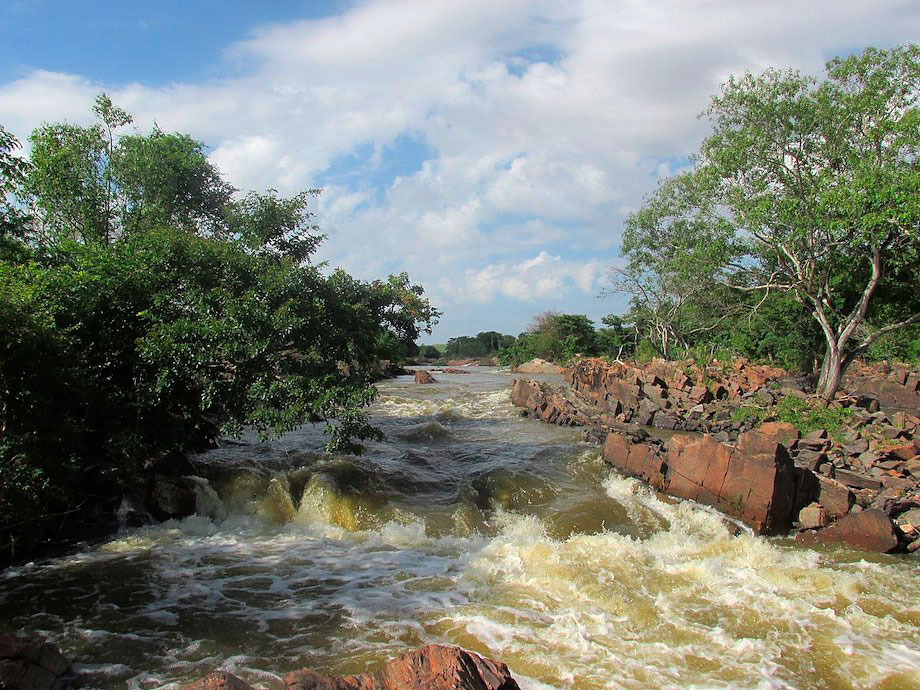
[512,357,920,553]
[0,635,71,690]
[184,646,520,690]
[603,430,798,535]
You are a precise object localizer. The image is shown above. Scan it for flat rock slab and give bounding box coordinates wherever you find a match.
[512,358,563,374]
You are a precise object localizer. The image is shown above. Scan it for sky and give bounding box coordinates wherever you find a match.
[1,1,918,342]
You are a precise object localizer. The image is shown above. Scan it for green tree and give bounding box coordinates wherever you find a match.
[0,126,30,246]
[1,96,440,560]
[27,120,109,243]
[114,127,233,235]
[624,45,920,397]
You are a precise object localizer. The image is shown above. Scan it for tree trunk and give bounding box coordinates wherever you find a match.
[816,342,844,400]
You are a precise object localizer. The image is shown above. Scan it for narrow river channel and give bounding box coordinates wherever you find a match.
[2,369,918,689]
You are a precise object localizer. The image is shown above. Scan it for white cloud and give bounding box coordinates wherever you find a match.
[1,0,917,338]
[461,251,606,303]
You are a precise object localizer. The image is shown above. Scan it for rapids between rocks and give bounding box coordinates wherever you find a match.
[1,369,918,689]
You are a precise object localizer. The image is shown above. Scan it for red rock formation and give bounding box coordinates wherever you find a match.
[183,646,519,690]
[182,671,256,690]
[283,645,519,690]
[805,509,901,553]
[415,370,437,384]
[756,422,800,448]
[511,378,596,427]
[603,430,798,534]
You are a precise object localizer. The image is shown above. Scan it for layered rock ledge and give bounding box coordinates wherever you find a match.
[512,358,920,553]
[183,645,520,690]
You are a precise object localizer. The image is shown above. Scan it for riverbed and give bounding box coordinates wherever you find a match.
[1,368,918,689]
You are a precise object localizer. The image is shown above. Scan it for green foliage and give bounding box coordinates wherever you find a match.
[616,45,920,391]
[731,396,855,436]
[498,312,600,366]
[445,331,515,359]
[0,125,30,242]
[115,127,233,234]
[420,345,442,359]
[0,95,438,558]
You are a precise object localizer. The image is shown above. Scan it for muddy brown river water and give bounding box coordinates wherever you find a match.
[1,369,918,689]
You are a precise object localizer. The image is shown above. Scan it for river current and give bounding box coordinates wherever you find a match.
[1,369,919,689]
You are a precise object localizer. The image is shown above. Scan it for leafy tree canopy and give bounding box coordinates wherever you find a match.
[620,44,919,396]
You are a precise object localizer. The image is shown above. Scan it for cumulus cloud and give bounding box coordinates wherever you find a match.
[1,0,917,337]
[461,251,607,303]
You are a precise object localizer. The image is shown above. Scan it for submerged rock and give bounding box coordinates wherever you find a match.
[0,635,71,690]
[184,646,520,690]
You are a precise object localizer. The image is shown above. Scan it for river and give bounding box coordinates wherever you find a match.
[1,368,918,689]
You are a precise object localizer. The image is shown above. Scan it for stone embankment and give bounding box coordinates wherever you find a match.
[512,357,920,554]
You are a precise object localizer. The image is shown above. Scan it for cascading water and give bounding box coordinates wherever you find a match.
[1,369,918,689]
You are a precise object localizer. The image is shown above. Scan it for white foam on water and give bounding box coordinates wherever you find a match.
[3,370,919,689]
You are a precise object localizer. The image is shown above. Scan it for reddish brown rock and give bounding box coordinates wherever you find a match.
[0,635,70,690]
[813,509,900,553]
[834,469,883,490]
[756,422,800,448]
[603,430,798,535]
[283,645,520,690]
[798,503,829,529]
[603,433,667,487]
[414,370,437,384]
[511,378,596,427]
[181,672,256,690]
[814,476,855,520]
[888,444,918,461]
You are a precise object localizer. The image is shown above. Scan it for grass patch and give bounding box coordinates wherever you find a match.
[732,395,855,437]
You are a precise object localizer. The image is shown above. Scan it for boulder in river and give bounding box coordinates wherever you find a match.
[0,634,71,690]
[414,370,437,384]
[799,508,901,553]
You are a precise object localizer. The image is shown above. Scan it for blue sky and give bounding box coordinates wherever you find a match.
[1,0,917,342]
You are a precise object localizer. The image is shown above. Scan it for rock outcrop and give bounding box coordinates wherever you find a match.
[183,646,520,690]
[414,370,437,384]
[797,509,901,553]
[511,378,598,427]
[511,356,920,553]
[0,635,71,690]
[564,357,789,436]
[603,430,798,534]
[512,358,563,374]
[845,361,920,412]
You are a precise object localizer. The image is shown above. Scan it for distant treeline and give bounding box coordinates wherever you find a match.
[435,299,919,372]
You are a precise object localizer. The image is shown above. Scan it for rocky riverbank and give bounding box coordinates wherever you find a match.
[512,357,920,554]
[0,637,519,690]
